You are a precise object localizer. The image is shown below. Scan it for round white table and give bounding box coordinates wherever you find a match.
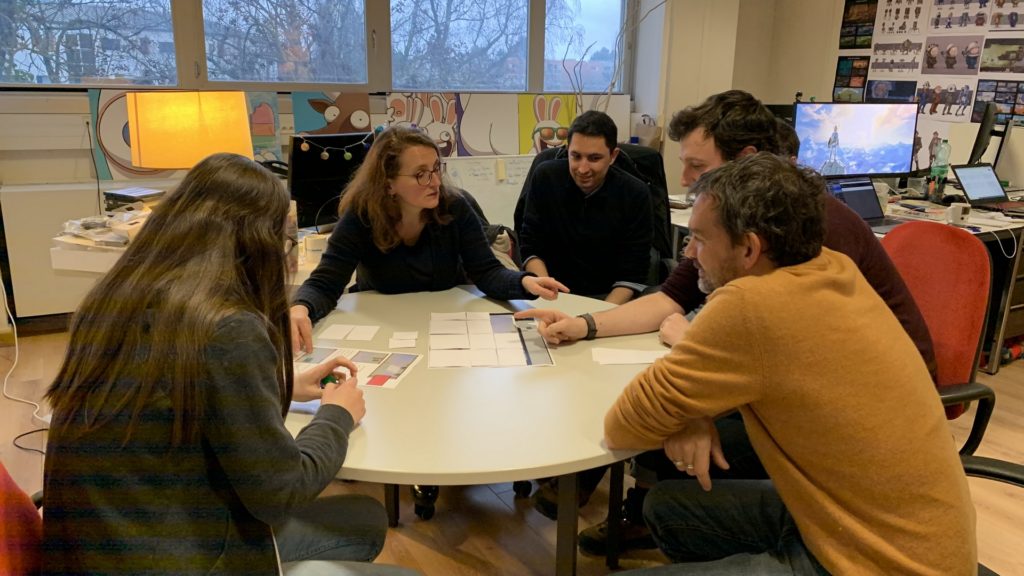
[285,287,662,575]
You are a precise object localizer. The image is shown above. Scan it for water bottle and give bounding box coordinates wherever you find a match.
[930,139,952,203]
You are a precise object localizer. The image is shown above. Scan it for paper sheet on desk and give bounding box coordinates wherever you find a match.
[591,347,667,365]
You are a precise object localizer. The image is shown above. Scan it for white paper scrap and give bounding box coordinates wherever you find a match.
[429,320,469,335]
[430,334,471,349]
[470,348,498,367]
[431,312,467,321]
[497,347,527,366]
[428,349,473,368]
[319,325,354,340]
[466,312,491,320]
[388,338,417,349]
[347,325,380,341]
[392,331,419,340]
[590,347,666,365]
[468,320,493,334]
[469,333,496,349]
[494,333,524,349]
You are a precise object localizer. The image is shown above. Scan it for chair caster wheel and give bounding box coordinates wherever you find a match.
[512,480,533,498]
[414,503,435,520]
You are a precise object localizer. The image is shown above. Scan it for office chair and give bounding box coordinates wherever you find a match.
[964,455,1024,576]
[513,143,676,289]
[880,221,996,454]
[0,461,42,574]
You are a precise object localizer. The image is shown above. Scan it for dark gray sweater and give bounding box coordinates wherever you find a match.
[42,312,354,575]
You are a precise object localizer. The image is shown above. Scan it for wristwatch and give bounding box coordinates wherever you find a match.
[578,313,597,340]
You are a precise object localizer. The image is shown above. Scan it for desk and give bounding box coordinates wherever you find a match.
[669,203,1024,375]
[283,288,653,576]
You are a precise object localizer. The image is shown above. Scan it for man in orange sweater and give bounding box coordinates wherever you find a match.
[606,153,975,574]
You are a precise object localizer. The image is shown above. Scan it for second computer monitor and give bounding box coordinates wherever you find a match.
[794,102,918,178]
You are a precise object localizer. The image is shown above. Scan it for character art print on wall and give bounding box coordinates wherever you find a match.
[835,56,871,101]
[840,0,880,49]
[292,92,372,135]
[973,79,1024,124]
[874,0,929,36]
[870,38,924,77]
[980,37,1024,73]
[921,34,985,74]
[916,78,978,122]
[386,92,460,157]
[866,79,920,102]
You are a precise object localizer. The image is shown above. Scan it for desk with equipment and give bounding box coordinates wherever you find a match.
[283,287,656,576]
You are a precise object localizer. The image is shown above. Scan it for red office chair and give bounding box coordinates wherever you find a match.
[880,221,996,454]
[0,461,42,574]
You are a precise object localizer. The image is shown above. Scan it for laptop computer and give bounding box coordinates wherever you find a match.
[950,163,1024,214]
[826,176,910,233]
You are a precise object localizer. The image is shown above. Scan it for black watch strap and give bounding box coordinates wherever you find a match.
[578,313,597,340]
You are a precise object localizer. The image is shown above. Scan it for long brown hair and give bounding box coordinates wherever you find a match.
[340,125,456,251]
[46,153,294,447]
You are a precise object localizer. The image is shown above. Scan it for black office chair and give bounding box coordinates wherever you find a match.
[513,143,675,291]
[963,455,1024,575]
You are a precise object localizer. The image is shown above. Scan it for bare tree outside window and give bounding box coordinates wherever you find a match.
[0,0,176,85]
[391,0,532,91]
[544,0,623,93]
[202,0,367,84]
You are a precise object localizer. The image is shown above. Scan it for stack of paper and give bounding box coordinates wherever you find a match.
[319,324,381,341]
[427,312,528,368]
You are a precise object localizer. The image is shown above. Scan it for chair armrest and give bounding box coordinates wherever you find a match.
[961,455,1024,488]
[32,490,43,509]
[939,381,996,456]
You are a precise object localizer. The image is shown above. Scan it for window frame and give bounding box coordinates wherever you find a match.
[0,0,634,94]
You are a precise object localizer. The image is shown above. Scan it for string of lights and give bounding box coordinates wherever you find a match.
[295,127,382,160]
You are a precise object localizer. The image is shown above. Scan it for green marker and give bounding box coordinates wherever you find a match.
[320,374,338,388]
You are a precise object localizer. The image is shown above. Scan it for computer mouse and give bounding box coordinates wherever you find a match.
[940,194,965,206]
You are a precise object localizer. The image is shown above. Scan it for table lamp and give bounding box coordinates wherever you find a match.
[126,91,254,169]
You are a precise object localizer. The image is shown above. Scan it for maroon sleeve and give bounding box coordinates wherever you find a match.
[823,196,938,380]
[659,257,708,314]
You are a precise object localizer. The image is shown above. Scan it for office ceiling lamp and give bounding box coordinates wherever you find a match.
[126,91,253,169]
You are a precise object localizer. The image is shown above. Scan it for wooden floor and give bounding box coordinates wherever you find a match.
[2,331,1022,575]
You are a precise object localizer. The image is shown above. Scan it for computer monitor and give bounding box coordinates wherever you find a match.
[994,120,1024,190]
[287,132,373,229]
[968,102,999,165]
[765,104,795,126]
[793,102,918,177]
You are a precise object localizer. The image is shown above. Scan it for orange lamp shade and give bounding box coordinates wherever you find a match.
[126,91,254,169]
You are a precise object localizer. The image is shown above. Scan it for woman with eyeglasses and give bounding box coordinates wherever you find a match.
[42,154,418,574]
[290,125,568,354]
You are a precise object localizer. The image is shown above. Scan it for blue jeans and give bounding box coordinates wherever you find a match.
[276,494,389,563]
[629,480,828,575]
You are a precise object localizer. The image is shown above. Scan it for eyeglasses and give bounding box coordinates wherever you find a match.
[397,161,445,186]
[532,126,569,141]
[284,235,299,256]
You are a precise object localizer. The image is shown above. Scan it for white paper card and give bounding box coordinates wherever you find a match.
[466,312,491,320]
[392,331,419,340]
[470,348,498,366]
[430,334,471,349]
[429,349,473,367]
[389,338,417,349]
[347,325,380,341]
[497,347,527,366]
[429,320,468,335]
[319,325,354,340]
[590,347,666,365]
[469,333,495,349]
[468,320,493,334]
[431,312,467,321]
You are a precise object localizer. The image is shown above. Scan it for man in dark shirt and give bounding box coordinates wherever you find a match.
[517,89,937,556]
[518,110,653,304]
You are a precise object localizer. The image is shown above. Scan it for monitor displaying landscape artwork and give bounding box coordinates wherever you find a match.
[794,102,919,177]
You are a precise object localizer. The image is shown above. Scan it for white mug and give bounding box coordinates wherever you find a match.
[304,234,328,253]
[946,202,971,226]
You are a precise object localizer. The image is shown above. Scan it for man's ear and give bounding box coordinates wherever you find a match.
[741,232,765,270]
[609,147,620,164]
[735,145,758,159]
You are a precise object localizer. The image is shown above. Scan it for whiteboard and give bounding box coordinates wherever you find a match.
[444,154,535,227]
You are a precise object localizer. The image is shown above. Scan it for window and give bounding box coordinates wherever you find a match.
[0,0,176,85]
[391,0,529,91]
[202,0,367,84]
[544,0,625,92]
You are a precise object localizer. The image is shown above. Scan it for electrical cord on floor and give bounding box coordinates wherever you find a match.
[12,428,46,456]
[1,278,51,427]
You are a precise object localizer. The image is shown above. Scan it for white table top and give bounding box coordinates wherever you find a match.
[283,287,656,486]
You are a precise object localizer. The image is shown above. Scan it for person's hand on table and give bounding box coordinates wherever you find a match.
[522,276,569,300]
[289,305,314,354]
[514,308,587,345]
[658,312,690,347]
[293,355,358,402]
[663,417,729,492]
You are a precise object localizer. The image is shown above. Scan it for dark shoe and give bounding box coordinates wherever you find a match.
[578,515,657,556]
[530,478,593,520]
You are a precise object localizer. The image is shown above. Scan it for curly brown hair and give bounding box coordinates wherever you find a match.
[339,125,456,252]
[668,90,780,160]
[691,152,825,267]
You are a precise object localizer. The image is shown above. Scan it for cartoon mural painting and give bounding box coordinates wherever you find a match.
[518,94,576,154]
[291,92,372,134]
[385,92,460,157]
[246,91,282,162]
[89,89,173,180]
[456,93,520,156]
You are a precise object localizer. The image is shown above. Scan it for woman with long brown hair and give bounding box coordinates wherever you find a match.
[290,125,567,352]
[42,153,402,575]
